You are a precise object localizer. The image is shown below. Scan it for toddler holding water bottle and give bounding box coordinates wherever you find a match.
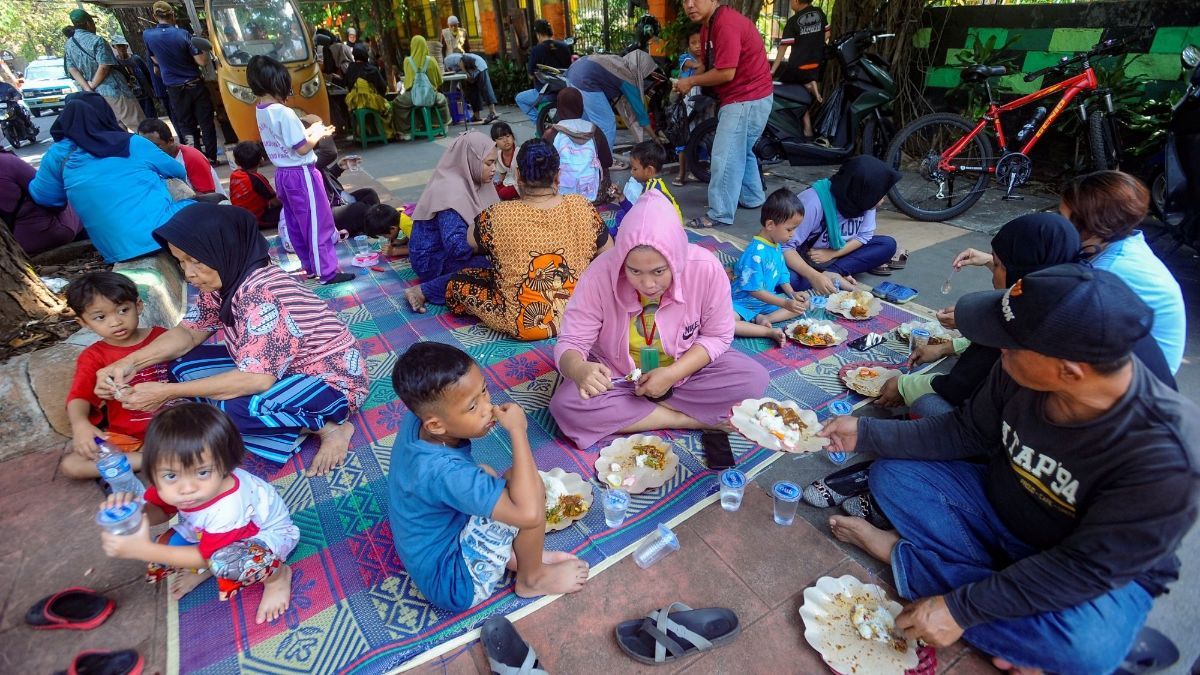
[99,404,299,625]
[732,188,811,346]
[387,342,590,612]
[61,272,168,481]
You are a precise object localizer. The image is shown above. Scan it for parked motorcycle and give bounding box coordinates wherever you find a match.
[1148,44,1200,255]
[684,26,898,182]
[0,84,39,149]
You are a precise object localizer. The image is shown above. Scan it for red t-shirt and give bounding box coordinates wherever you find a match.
[700,6,774,104]
[178,144,217,194]
[66,326,169,438]
[229,168,275,221]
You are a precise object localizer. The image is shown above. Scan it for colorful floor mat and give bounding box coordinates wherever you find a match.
[168,232,935,674]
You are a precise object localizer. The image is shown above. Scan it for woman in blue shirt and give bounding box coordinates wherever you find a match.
[29,92,190,263]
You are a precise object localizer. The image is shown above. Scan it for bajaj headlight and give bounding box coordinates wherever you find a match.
[299,73,321,98]
[225,81,257,105]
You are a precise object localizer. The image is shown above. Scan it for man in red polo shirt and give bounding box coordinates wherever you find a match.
[674,0,774,228]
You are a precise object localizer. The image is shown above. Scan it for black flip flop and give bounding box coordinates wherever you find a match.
[1115,627,1179,674]
[55,649,143,675]
[616,602,740,665]
[482,616,548,675]
[25,587,115,631]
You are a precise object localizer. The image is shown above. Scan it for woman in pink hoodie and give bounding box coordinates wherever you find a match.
[551,191,770,449]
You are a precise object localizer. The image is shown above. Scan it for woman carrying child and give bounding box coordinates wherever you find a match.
[783,155,902,294]
[446,139,611,340]
[550,191,769,449]
[404,131,498,313]
[94,203,368,477]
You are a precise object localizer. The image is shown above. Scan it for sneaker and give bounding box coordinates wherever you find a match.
[840,491,893,529]
[803,460,873,508]
[321,272,356,285]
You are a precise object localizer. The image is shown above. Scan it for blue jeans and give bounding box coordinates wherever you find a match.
[787,235,898,290]
[870,459,1152,674]
[516,88,540,126]
[572,85,618,156]
[707,96,772,224]
[909,392,955,418]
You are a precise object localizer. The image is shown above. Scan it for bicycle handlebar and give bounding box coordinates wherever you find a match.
[1022,29,1152,82]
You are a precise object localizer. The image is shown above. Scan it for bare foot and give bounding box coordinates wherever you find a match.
[993,657,1044,674]
[514,557,589,598]
[770,328,786,347]
[829,515,900,563]
[170,570,208,600]
[256,563,292,624]
[404,286,427,313]
[753,314,772,328]
[543,550,576,564]
[308,422,354,476]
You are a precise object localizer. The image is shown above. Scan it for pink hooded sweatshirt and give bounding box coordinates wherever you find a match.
[554,191,735,380]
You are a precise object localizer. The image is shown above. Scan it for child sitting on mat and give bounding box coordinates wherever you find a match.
[387,342,589,612]
[99,404,299,625]
[732,188,810,345]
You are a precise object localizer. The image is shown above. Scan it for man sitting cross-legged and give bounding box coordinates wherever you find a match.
[819,263,1199,675]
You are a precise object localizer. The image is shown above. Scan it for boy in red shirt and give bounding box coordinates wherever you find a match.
[60,272,169,480]
[229,141,282,228]
[137,117,226,197]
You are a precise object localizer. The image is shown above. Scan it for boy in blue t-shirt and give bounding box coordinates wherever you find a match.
[387,342,589,611]
[733,189,810,345]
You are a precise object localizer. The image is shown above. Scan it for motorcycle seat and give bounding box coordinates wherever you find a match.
[960,65,1008,83]
[772,83,813,106]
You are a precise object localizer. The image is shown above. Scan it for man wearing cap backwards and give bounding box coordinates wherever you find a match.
[64,8,145,130]
[142,1,219,164]
[819,264,1199,675]
[441,16,468,57]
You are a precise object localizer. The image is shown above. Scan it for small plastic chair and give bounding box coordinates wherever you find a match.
[411,105,446,141]
[351,108,389,148]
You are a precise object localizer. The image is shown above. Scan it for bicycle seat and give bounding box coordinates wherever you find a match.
[960,65,1008,82]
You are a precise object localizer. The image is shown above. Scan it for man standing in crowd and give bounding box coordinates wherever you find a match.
[143,1,219,164]
[112,35,157,120]
[774,0,827,138]
[673,0,773,228]
[441,16,468,57]
[64,8,145,130]
[515,19,574,127]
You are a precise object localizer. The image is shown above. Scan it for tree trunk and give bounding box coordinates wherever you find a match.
[728,0,765,25]
[0,226,64,333]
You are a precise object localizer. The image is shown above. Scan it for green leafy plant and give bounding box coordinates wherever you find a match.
[487,58,529,104]
[945,33,1020,120]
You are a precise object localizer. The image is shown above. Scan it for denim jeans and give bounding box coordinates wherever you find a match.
[571,85,618,156]
[787,235,897,290]
[707,95,772,224]
[870,459,1153,675]
[909,392,955,418]
[515,88,540,126]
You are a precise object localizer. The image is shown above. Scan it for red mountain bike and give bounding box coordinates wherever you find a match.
[884,34,1142,221]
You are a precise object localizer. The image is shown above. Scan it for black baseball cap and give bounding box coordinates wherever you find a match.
[954,263,1153,363]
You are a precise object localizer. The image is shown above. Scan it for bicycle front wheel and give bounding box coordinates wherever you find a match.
[885,113,994,222]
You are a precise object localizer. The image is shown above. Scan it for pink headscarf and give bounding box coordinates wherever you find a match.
[410,131,499,223]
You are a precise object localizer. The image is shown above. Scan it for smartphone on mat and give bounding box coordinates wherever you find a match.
[701,430,736,470]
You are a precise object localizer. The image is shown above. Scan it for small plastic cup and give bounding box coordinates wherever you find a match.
[633,523,679,569]
[826,400,853,464]
[772,481,801,526]
[353,234,371,255]
[603,488,631,528]
[719,469,746,512]
[95,500,144,536]
[807,295,829,321]
[910,327,931,353]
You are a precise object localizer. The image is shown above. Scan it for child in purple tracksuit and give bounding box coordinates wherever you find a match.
[248,55,353,285]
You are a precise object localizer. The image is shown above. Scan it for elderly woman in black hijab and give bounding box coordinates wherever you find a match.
[93,203,368,477]
[783,155,902,294]
[28,91,190,262]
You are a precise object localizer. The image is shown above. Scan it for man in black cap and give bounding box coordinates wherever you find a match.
[819,263,1199,674]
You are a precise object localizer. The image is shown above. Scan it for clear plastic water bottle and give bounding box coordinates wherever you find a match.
[95,438,146,497]
[826,401,853,465]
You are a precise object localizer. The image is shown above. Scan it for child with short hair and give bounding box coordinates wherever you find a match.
[733,188,810,345]
[674,26,705,186]
[228,141,282,228]
[248,55,353,285]
[388,342,589,612]
[490,121,519,200]
[363,203,414,257]
[616,140,681,229]
[61,272,169,480]
[99,403,299,624]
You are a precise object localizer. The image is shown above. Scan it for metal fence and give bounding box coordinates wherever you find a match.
[568,0,635,53]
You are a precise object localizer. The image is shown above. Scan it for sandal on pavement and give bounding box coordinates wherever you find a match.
[482,616,548,675]
[889,249,909,269]
[841,492,893,530]
[684,216,727,229]
[868,264,893,276]
[611,160,630,171]
[25,587,115,631]
[871,281,918,304]
[672,178,685,187]
[1115,627,1179,674]
[803,460,874,508]
[616,602,740,665]
[56,649,143,675]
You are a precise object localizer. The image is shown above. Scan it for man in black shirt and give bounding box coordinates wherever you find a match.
[819,264,1199,674]
[774,0,826,137]
[515,19,574,126]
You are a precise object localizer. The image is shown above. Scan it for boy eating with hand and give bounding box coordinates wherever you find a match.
[388,342,589,611]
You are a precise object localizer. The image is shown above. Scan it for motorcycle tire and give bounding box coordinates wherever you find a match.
[535,104,557,138]
[885,112,994,222]
[1088,112,1118,172]
[684,117,719,183]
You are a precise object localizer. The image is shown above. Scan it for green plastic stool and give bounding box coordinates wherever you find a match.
[410,105,446,141]
[352,108,389,148]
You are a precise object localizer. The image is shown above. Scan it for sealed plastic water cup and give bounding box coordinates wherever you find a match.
[826,401,853,464]
[603,488,631,528]
[95,500,144,536]
[910,327,931,352]
[719,469,747,512]
[807,295,829,321]
[353,235,371,255]
[772,481,801,526]
[633,523,679,569]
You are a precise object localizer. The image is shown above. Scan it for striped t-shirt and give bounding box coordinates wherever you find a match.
[183,265,368,408]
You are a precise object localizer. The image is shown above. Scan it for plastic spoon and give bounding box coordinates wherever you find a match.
[941,267,958,295]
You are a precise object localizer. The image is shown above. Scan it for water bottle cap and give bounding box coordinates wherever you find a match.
[96,501,140,526]
[829,401,853,416]
[720,469,746,489]
[772,481,801,502]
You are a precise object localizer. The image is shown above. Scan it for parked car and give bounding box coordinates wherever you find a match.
[22,56,78,116]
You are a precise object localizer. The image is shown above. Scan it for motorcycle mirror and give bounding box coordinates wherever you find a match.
[1183,45,1200,69]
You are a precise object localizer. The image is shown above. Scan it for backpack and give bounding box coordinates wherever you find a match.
[551,120,601,201]
[409,56,436,108]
